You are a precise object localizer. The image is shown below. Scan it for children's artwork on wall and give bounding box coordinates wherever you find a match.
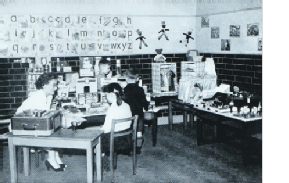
[0,30,11,41]
[18,15,28,28]
[54,16,64,28]
[20,44,30,55]
[211,27,219,39]
[136,29,148,49]
[158,21,169,40]
[230,25,240,37]
[103,17,111,26]
[118,30,126,38]
[71,43,78,54]
[221,39,230,51]
[258,38,262,51]
[201,17,209,28]
[180,29,194,47]
[0,14,134,57]
[56,43,64,54]
[247,23,259,36]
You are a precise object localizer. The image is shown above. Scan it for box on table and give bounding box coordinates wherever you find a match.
[152,63,177,94]
[11,110,61,136]
[181,61,205,79]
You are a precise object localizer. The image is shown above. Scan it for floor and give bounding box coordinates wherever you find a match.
[0,124,262,183]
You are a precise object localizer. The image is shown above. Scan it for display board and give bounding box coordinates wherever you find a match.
[0,15,134,57]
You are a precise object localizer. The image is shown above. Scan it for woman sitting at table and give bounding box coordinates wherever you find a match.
[87,82,132,170]
[15,72,66,172]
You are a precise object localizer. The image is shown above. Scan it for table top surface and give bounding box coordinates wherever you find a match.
[170,99,262,122]
[7,129,103,141]
[194,105,262,122]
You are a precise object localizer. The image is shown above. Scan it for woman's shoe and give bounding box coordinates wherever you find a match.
[59,164,68,168]
[45,160,65,172]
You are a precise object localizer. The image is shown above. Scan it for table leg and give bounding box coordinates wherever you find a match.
[242,124,249,166]
[183,111,187,130]
[23,147,30,176]
[196,117,203,146]
[189,113,194,129]
[35,148,39,167]
[96,137,102,182]
[168,101,173,130]
[18,147,23,173]
[8,138,17,183]
[152,114,158,146]
[86,145,93,183]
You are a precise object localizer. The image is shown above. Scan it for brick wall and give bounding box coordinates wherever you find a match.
[0,53,261,116]
[0,58,29,116]
[200,53,262,95]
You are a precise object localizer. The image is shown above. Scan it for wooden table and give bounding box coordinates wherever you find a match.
[168,99,262,165]
[168,99,195,130]
[7,129,103,183]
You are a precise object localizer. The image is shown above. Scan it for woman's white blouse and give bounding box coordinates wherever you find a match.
[15,89,52,114]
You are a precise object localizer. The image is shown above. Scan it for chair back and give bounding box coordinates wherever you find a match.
[110,115,138,181]
[110,115,138,155]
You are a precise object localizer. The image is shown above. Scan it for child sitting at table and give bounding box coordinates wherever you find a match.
[87,82,132,171]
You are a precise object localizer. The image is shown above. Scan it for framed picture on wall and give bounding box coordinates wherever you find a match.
[247,23,259,36]
[258,38,262,51]
[229,25,240,37]
[201,17,209,28]
[221,39,230,51]
[211,27,219,38]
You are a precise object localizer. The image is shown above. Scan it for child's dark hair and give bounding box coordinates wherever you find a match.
[102,82,123,106]
[125,68,139,79]
[35,72,58,90]
[98,57,111,66]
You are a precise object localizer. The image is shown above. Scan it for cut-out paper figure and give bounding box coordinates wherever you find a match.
[136,29,148,49]
[180,30,194,47]
[158,21,169,40]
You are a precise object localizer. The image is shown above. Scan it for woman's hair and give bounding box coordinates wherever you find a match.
[35,72,58,90]
[102,82,124,106]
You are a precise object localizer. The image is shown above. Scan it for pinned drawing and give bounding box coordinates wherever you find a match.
[247,23,259,36]
[258,38,262,51]
[158,21,169,40]
[136,29,148,49]
[230,25,240,37]
[180,29,194,47]
[221,39,230,51]
[201,17,209,28]
[211,27,219,38]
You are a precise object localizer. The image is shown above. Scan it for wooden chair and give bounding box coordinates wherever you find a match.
[110,115,138,183]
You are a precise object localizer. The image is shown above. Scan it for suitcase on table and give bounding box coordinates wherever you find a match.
[11,110,62,136]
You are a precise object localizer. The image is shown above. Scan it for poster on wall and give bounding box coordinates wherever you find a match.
[229,25,240,37]
[247,23,259,36]
[221,39,230,51]
[0,14,134,57]
[211,27,219,39]
[258,38,262,51]
[201,17,209,28]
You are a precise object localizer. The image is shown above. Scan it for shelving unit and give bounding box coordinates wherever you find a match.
[152,63,177,96]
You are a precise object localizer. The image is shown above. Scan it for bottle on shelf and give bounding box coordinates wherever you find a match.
[56,58,61,72]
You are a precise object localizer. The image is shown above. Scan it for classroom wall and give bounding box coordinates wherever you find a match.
[195,0,262,54]
[0,1,263,116]
[0,0,197,56]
